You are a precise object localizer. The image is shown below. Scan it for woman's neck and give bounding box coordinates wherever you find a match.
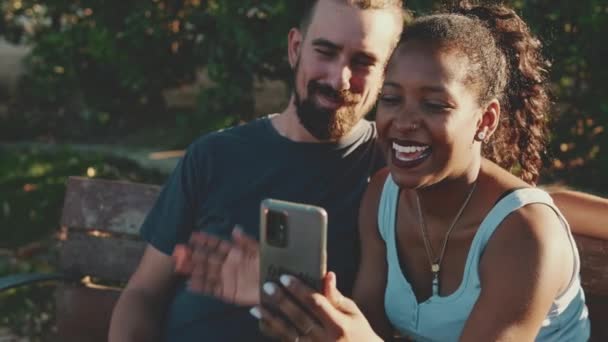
[413,160,482,223]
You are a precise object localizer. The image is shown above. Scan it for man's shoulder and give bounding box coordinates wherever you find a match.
[187,116,272,154]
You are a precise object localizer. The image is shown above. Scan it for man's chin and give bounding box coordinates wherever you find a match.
[303,120,354,141]
[295,100,360,140]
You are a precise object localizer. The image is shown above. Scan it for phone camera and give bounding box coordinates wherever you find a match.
[266,210,288,248]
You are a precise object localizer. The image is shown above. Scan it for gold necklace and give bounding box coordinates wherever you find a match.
[415,181,477,296]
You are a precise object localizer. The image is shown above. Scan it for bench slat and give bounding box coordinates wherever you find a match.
[586,294,608,342]
[60,176,160,236]
[60,231,146,283]
[55,284,120,342]
[575,234,608,296]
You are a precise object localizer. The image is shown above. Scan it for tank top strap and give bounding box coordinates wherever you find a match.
[476,188,554,245]
[377,174,400,243]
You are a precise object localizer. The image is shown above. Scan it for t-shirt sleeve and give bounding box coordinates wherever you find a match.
[140,141,208,255]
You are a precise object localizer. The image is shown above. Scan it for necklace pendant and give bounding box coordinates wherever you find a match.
[432,270,439,296]
[431,264,440,296]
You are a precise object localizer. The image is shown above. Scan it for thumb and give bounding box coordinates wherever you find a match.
[172,244,193,275]
[232,226,259,255]
[323,272,355,313]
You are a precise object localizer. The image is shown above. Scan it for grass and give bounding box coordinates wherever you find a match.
[0,146,166,340]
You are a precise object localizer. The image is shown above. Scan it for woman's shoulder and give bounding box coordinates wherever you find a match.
[482,182,570,274]
[477,160,568,252]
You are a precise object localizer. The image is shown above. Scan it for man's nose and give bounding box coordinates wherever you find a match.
[327,63,352,92]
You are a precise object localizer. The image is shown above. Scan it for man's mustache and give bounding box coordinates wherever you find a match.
[308,81,361,107]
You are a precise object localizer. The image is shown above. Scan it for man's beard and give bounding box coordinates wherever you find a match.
[294,74,365,141]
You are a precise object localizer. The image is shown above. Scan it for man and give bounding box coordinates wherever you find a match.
[108,1,405,341]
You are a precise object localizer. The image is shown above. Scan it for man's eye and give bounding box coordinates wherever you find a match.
[353,58,374,68]
[316,49,334,57]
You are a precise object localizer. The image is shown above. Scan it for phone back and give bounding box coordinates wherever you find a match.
[259,199,327,291]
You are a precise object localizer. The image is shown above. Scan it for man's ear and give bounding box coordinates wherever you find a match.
[476,99,501,141]
[288,28,303,69]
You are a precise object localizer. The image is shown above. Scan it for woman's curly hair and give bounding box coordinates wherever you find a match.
[398,1,551,185]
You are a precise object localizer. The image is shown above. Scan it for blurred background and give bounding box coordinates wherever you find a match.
[0,0,606,340]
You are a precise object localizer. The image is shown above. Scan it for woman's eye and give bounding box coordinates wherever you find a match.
[379,95,401,105]
[424,102,450,112]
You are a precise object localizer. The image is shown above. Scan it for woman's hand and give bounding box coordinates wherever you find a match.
[173,227,261,306]
[250,272,383,342]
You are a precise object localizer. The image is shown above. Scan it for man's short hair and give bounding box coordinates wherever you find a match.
[298,0,405,33]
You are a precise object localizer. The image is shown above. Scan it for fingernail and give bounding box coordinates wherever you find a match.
[279,275,292,287]
[263,282,276,295]
[249,307,262,319]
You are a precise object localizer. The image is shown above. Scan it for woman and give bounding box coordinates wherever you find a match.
[247,3,591,341]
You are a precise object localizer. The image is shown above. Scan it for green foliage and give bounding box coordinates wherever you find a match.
[0,0,298,140]
[519,0,608,194]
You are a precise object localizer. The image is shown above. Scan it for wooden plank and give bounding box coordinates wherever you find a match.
[60,176,160,236]
[59,232,146,283]
[55,284,120,342]
[575,234,608,296]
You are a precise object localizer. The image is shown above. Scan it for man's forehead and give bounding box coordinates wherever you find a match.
[305,0,401,58]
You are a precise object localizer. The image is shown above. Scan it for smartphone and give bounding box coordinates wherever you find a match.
[259,198,327,293]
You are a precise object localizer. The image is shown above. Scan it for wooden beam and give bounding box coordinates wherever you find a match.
[59,232,146,283]
[575,234,608,296]
[55,284,120,342]
[61,177,160,236]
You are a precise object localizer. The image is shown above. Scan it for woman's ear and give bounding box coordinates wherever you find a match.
[287,28,303,69]
[475,99,501,142]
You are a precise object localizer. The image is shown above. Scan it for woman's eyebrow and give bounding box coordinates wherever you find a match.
[382,81,401,89]
[420,85,448,93]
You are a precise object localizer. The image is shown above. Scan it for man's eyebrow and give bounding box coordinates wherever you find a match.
[311,38,341,50]
[312,38,379,64]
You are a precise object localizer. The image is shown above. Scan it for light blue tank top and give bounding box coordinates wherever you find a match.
[378,175,590,341]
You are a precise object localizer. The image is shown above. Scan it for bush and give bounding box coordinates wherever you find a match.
[1,0,297,140]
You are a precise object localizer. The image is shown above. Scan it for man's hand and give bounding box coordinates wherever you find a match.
[173,227,261,306]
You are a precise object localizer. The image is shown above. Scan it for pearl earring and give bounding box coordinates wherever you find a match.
[477,131,486,141]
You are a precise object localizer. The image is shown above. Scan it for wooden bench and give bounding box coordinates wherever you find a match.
[1,176,607,341]
[1,176,159,342]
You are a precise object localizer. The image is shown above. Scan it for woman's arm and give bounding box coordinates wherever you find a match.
[546,187,608,240]
[352,168,395,340]
[459,203,573,341]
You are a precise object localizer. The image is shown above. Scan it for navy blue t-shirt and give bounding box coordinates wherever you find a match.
[140,115,384,341]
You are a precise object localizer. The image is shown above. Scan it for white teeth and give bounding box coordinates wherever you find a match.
[392,142,429,154]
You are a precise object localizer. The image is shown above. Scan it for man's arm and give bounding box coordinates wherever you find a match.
[109,245,177,342]
[546,187,608,239]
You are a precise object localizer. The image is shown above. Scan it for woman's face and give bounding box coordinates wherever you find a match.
[376,41,484,189]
